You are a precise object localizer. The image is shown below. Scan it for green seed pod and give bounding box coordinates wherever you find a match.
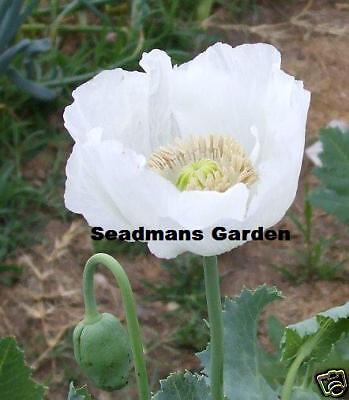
[73,312,132,391]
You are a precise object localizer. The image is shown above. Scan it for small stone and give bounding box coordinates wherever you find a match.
[166,302,180,311]
[106,32,117,43]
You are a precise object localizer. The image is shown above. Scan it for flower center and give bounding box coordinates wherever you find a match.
[176,159,222,191]
[148,134,257,192]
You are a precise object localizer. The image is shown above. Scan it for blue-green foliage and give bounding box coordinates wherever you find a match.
[0,0,56,100]
[0,336,45,400]
[158,286,349,400]
[67,382,93,400]
[310,127,349,225]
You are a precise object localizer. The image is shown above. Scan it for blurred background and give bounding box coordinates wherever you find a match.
[0,0,348,399]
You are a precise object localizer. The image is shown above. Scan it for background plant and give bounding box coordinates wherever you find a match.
[276,189,345,283]
[145,253,209,350]
[0,0,56,100]
[309,126,349,226]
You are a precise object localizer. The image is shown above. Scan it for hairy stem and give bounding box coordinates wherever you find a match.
[203,256,224,400]
[83,253,150,400]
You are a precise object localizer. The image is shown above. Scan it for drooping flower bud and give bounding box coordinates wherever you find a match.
[73,312,132,391]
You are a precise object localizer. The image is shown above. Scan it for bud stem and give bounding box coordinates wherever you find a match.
[203,256,224,400]
[82,253,150,400]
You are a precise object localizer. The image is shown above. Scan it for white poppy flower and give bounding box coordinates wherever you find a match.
[64,42,310,259]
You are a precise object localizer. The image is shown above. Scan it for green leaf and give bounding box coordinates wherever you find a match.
[25,38,51,56]
[267,315,285,350]
[290,388,320,400]
[153,287,349,400]
[0,39,30,74]
[315,333,349,371]
[198,285,283,400]
[6,67,57,100]
[281,301,349,364]
[67,382,93,400]
[0,0,24,51]
[152,372,211,400]
[130,0,149,32]
[310,334,349,397]
[0,0,38,52]
[0,263,23,286]
[287,211,306,236]
[309,127,349,224]
[197,0,214,21]
[0,1,13,26]
[0,336,45,400]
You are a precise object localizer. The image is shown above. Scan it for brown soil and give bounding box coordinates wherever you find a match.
[1,1,349,399]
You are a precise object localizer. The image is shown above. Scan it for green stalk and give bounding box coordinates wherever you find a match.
[34,0,113,15]
[22,23,114,32]
[281,326,327,400]
[203,256,224,400]
[42,52,139,87]
[281,348,307,400]
[83,253,150,400]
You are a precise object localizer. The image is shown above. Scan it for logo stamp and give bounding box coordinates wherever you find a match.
[316,369,348,398]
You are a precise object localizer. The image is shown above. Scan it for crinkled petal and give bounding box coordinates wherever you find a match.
[65,138,136,230]
[139,49,179,150]
[64,69,149,152]
[171,43,282,154]
[64,50,181,157]
[65,135,176,230]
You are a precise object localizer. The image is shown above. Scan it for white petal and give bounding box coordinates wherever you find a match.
[171,43,282,154]
[258,69,310,165]
[64,50,181,157]
[64,69,154,155]
[140,49,179,149]
[244,69,310,229]
[65,134,177,230]
[245,159,298,229]
[249,125,261,166]
[167,184,249,229]
[148,219,246,259]
[65,138,131,230]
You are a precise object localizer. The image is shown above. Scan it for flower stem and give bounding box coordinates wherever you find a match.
[203,256,224,400]
[82,253,150,400]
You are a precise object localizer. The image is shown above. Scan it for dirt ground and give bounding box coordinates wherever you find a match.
[1,1,349,399]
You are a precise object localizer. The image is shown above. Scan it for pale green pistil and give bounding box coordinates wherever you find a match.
[176,159,222,191]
